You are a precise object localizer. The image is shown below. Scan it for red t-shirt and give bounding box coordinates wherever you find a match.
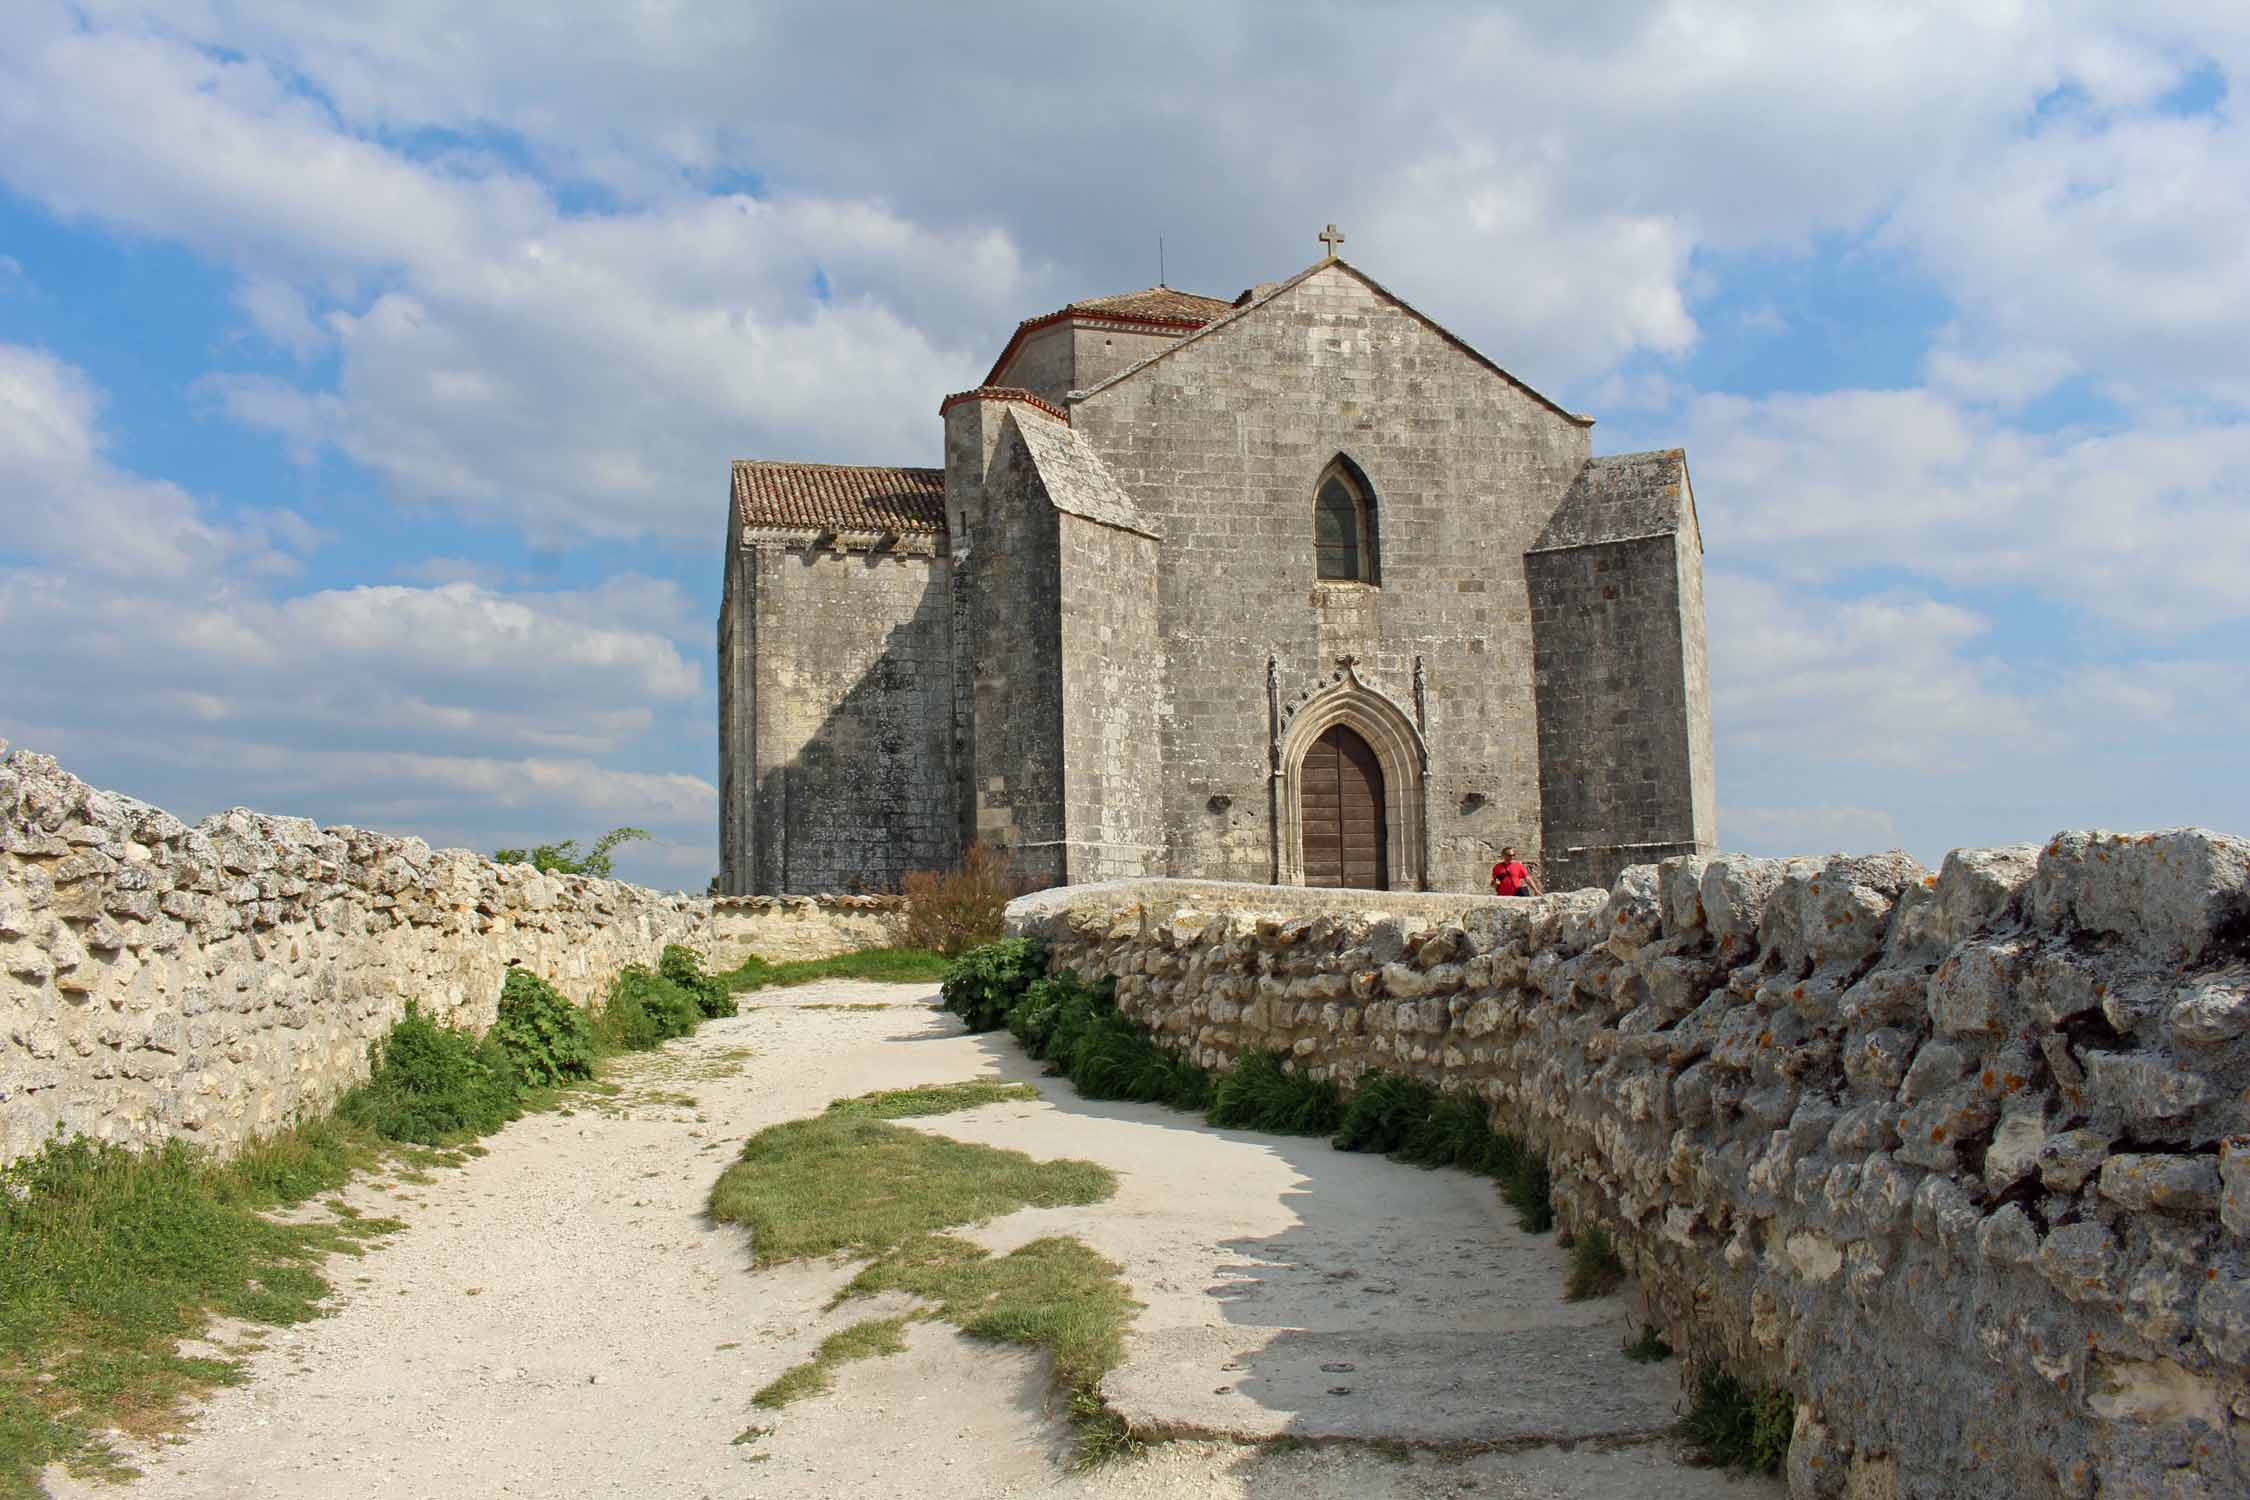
[1492,860,1530,896]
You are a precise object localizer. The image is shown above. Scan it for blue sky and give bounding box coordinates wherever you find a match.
[3,1,2247,889]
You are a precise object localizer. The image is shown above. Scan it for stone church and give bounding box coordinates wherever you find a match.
[719,236,1716,897]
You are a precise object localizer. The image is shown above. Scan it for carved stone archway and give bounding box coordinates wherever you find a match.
[1275,664,1427,891]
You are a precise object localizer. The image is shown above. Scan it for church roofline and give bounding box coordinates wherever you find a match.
[938,386,1070,424]
[1527,448,1697,556]
[979,288,1232,388]
[730,460,946,536]
[1063,258,1596,430]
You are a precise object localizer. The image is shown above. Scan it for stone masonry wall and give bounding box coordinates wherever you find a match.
[1070,264,1594,893]
[1526,531,1710,891]
[0,747,902,1166]
[1009,834,2250,1499]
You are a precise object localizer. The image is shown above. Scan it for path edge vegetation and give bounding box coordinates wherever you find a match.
[1,940,949,1498]
[937,937,1796,1478]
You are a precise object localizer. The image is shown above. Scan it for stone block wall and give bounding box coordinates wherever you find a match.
[0,748,903,1166]
[1527,531,1714,891]
[1069,265,1593,893]
[1009,833,2250,1499]
[724,538,959,895]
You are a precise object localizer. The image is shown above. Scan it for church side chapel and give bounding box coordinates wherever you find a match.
[718,229,1716,897]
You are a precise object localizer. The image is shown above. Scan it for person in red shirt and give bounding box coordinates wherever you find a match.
[1491,846,1543,897]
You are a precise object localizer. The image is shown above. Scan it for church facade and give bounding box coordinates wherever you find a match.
[718,246,1716,897]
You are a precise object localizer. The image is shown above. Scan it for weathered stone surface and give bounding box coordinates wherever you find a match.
[2,749,904,1165]
[1012,843,2250,1500]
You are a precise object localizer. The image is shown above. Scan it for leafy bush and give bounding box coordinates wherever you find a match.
[596,964,703,1053]
[490,968,594,1088]
[337,1005,521,1144]
[492,825,649,878]
[1208,1052,1344,1136]
[903,840,1026,956]
[1501,1153,1555,1233]
[660,943,736,1019]
[1680,1369,1794,1474]
[940,938,1046,1031]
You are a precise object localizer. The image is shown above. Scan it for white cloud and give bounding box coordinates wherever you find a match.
[1724,805,1903,857]
[1684,389,2250,636]
[0,342,311,580]
[1708,573,2040,772]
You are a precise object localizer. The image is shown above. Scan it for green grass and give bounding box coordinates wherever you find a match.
[710,1104,1137,1464]
[1564,1225,1625,1301]
[824,1080,1039,1120]
[839,1234,1134,1393]
[709,1114,1114,1265]
[721,948,952,994]
[751,1316,912,1409]
[1680,1368,1794,1474]
[1207,1052,1344,1136]
[0,1126,400,1496]
[1622,1322,1673,1363]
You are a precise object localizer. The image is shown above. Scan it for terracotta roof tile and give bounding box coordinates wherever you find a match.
[731,461,945,535]
[1060,286,1236,323]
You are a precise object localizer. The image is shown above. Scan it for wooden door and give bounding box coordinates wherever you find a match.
[1300,725,1388,889]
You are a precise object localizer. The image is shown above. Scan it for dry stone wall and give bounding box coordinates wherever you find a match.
[1009,834,2250,1500]
[0,747,901,1166]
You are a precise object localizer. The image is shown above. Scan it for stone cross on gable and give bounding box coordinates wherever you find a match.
[1318,223,1345,259]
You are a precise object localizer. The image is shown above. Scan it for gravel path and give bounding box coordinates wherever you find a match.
[48,981,1776,1500]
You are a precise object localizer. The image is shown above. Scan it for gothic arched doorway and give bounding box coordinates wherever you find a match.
[1299,724,1388,889]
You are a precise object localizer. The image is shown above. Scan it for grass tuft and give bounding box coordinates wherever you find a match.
[1564,1224,1625,1301]
[709,1115,1113,1266]
[1680,1368,1794,1474]
[824,1080,1038,1120]
[722,947,953,996]
[0,1125,397,1495]
[751,1315,912,1409]
[1208,1052,1344,1136]
[711,1102,1138,1466]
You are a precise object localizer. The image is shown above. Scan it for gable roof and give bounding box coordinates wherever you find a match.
[1002,410,1162,541]
[1529,450,1693,554]
[731,461,945,535]
[982,285,1232,387]
[1068,259,1594,429]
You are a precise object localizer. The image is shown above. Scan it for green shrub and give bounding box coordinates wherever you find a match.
[595,964,703,1053]
[1331,1070,1439,1155]
[1001,970,1211,1110]
[336,1005,521,1144]
[1622,1322,1673,1363]
[939,938,1046,1031]
[490,968,594,1088]
[1208,1052,1344,1136]
[660,944,736,1019]
[1680,1368,1794,1474]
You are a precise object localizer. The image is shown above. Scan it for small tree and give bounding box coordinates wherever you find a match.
[493,826,650,879]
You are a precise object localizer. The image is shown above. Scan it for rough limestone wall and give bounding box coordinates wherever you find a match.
[1009,836,2250,1500]
[0,748,903,1166]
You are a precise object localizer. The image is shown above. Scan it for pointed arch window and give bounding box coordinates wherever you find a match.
[1314,459,1379,584]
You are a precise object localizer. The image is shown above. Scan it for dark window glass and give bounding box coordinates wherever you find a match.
[1315,478,1359,580]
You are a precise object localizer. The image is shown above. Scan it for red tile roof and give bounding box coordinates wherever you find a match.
[731,461,945,535]
[937,386,1070,423]
[1061,287,1236,323]
[982,286,1232,388]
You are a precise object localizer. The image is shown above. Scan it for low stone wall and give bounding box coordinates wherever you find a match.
[0,747,903,1166]
[1008,839,2250,1499]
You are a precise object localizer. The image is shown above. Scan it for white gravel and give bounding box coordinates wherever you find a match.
[46,981,1776,1499]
